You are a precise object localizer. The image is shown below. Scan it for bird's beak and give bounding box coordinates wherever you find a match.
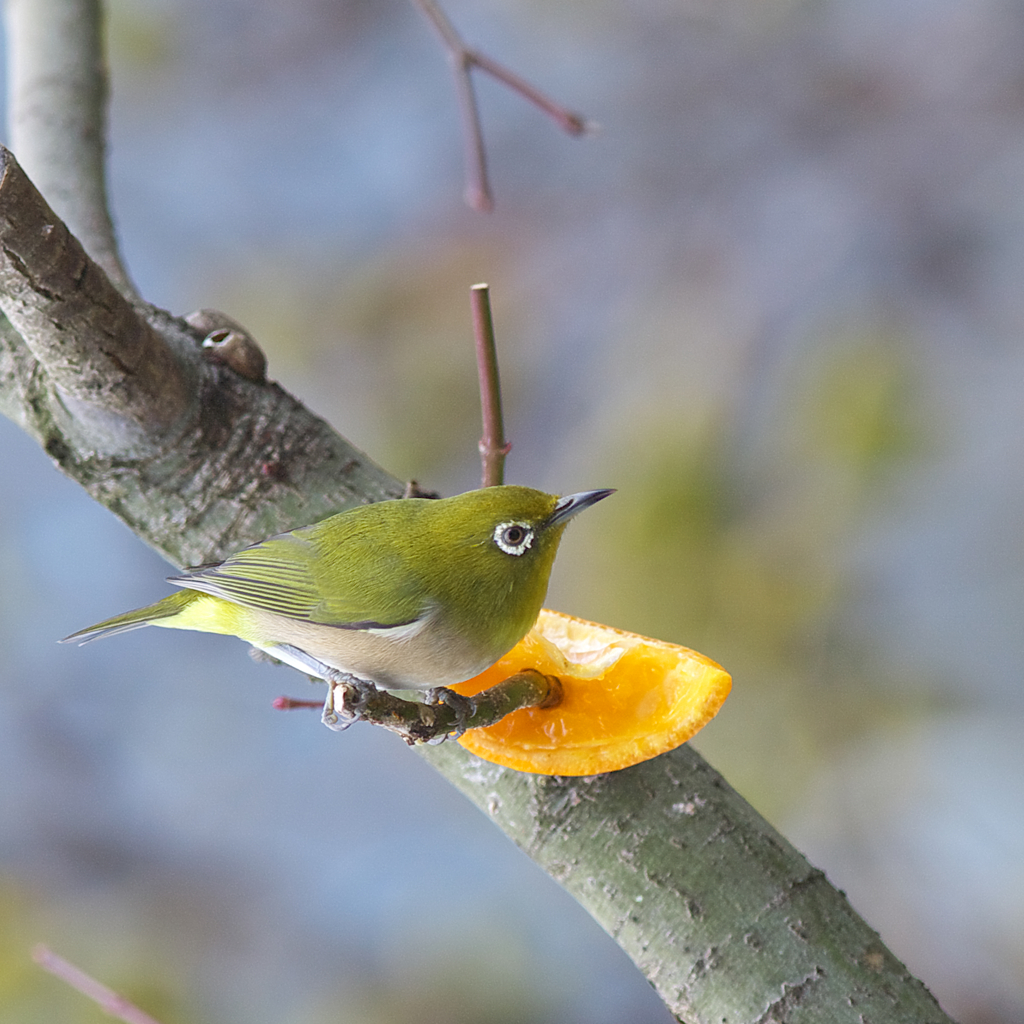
[547,488,615,528]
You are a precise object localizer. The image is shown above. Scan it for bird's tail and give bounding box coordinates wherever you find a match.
[60,590,199,644]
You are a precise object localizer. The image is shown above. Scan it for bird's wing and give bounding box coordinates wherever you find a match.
[168,527,431,630]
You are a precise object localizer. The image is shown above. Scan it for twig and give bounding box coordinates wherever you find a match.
[470,50,588,136]
[32,946,164,1024]
[274,669,562,744]
[411,0,590,211]
[471,283,510,486]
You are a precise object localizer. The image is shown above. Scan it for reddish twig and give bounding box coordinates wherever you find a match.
[452,45,493,212]
[32,946,164,1024]
[272,696,323,710]
[470,50,588,136]
[471,283,510,487]
[411,0,591,211]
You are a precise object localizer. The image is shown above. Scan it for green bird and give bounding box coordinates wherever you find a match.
[64,485,613,728]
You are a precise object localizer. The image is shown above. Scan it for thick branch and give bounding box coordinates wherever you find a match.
[419,741,955,1024]
[0,149,403,566]
[5,0,134,295]
[0,145,194,454]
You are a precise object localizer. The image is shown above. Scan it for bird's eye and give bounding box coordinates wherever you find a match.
[494,521,535,556]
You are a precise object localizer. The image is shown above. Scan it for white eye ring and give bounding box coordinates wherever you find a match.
[494,521,535,556]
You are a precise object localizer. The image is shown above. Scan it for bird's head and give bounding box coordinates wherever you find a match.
[418,484,614,649]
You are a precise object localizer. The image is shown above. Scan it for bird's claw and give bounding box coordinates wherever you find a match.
[321,674,379,732]
[426,686,478,738]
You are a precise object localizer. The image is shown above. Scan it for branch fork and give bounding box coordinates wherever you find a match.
[412,0,590,210]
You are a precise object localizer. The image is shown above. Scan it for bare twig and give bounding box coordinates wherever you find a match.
[452,44,493,212]
[411,0,590,211]
[32,946,164,1024]
[471,283,510,486]
[470,50,589,136]
[274,670,563,745]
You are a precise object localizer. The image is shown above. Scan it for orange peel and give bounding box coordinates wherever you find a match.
[451,609,731,776]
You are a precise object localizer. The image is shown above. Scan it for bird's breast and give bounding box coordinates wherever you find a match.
[245,607,503,690]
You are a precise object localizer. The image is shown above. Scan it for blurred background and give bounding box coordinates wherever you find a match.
[2,0,1024,1020]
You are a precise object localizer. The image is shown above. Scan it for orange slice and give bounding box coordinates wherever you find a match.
[451,609,731,776]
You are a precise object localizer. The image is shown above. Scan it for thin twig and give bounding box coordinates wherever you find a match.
[470,50,589,136]
[32,946,164,1024]
[411,0,590,211]
[471,283,510,486]
[274,670,562,745]
[452,46,493,212]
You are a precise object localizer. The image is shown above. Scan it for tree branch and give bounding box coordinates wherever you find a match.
[0,144,402,567]
[419,741,954,1024]
[276,670,562,744]
[5,0,135,297]
[0,146,195,455]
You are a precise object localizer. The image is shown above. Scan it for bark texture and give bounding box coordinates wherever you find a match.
[421,742,952,1024]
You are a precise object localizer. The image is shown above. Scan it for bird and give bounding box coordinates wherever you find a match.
[63,485,614,730]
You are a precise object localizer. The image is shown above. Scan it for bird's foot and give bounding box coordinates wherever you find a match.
[321,673,380,732]
[425,687,478,739]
